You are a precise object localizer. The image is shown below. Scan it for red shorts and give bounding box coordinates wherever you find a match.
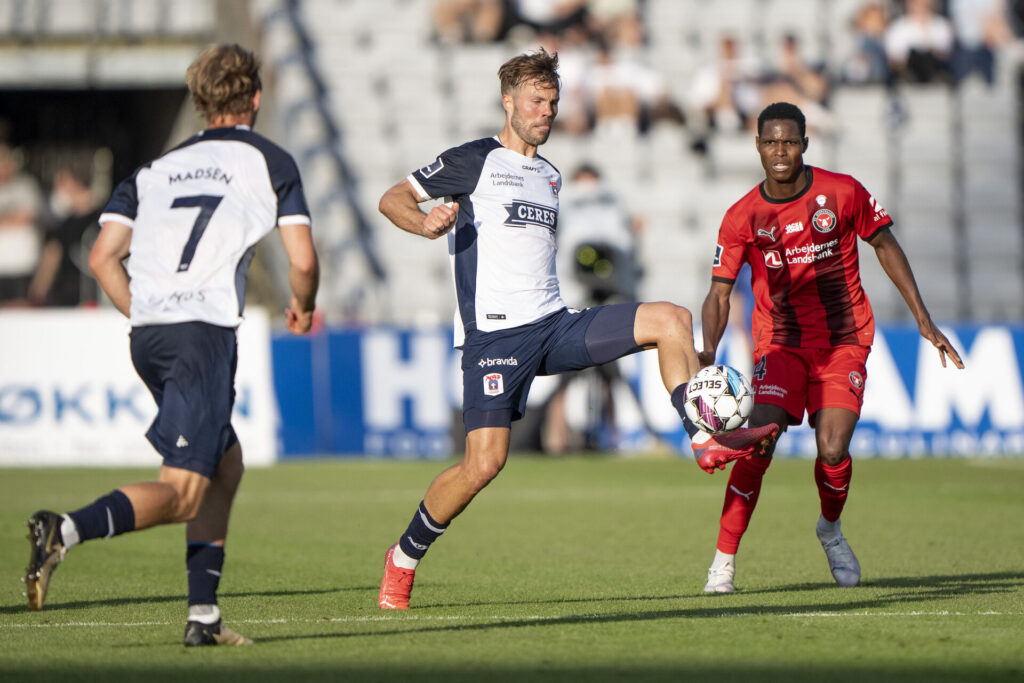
[751,344,869,426]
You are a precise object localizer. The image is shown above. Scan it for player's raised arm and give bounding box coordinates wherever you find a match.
[868,227,964,369]
[89,219,133,317]
[279,222,319,335]
[378,178,458,240]
[699,279,734,367]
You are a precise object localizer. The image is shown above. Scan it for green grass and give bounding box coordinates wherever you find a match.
[2,456,1023,682]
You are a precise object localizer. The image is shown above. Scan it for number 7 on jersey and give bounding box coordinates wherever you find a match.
[171,194,223,272]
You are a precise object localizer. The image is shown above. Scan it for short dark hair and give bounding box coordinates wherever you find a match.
[757,102,806,138]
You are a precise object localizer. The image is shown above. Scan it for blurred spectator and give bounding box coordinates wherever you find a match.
[433,0,508,44]
[768,34,830,104]
[762,34,837,134]
[885,0,955,83]
[555,163,640,307]
[686,35,762,135]
[950,0,1016,85]
[508,0,588,36]
[28,162,100,307]
[545,163,641,453]
[843,2,893,85]
[0,143,45,306]
[584,38,662,135]
[584,0,640,44]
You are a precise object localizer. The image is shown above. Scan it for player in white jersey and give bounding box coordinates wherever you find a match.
[23,45,319,646]
[376,48,781,610]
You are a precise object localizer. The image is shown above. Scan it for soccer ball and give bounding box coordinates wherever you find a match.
[683,364,754,435]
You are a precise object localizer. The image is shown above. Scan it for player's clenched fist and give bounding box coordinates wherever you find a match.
[422,202,459,239]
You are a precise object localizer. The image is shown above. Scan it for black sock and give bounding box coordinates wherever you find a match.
[187,543,225,607]
[671,384,700,439]
[68,490,136,542]
[398,500,448,561]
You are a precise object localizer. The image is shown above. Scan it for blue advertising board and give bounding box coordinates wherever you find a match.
[272,324,1024,458]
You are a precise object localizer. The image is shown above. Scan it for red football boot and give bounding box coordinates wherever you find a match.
[692,423,780,474]
[378,544,415,610]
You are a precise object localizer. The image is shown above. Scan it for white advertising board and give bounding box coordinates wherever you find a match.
[0,308,277,467]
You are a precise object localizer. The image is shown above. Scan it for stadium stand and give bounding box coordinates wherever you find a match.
[1,0,1021,324]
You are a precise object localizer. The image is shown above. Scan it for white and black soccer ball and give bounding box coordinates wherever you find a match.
[683,364,754,435]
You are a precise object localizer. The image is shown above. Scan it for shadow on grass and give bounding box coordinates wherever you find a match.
[417,570,1024,609]
[245,570,1024,645]
[0,586,375,616]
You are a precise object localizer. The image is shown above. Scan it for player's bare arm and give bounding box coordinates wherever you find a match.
[379,178,459,240]
[869,227,964,369]
[88,220,133,317]
[279,223,319,335]
[699,279,734,367]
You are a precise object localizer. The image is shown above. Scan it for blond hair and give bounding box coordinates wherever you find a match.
[497,47,560,95]
[185,44,262,122]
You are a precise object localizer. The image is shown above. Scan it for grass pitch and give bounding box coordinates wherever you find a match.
[2,456,1022,682]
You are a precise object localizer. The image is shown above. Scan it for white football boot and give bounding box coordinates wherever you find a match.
[703,560,736,593]
[816,515,860,587]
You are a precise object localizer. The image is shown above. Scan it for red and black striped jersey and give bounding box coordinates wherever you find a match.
[712,166,893,348]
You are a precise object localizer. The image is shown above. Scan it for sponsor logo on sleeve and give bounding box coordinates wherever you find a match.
[714,244,723,267]
[419,157,444,178]
[868,194,889,221]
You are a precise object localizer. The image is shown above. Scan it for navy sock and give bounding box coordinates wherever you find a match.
[398,500,449,560]
[187,543,225,606]
[671,384,700,439]
[68,490,136,542]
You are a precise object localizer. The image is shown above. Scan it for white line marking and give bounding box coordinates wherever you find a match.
[2,611,1020,629]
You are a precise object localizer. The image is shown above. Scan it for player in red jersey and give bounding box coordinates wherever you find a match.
[698,102,963,592]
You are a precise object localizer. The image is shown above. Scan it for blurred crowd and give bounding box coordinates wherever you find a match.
[433,0,1022,139]
[2,0,1022,311]
[0,123,104,309]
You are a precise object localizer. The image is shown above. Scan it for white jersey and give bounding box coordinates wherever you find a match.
[100,125,310,328]
[408,136,565,347]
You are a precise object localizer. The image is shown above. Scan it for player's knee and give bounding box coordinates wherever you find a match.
[172,491,204,523]
[657,303,693,342]
[465,457,504,491]
[817,442,847,467]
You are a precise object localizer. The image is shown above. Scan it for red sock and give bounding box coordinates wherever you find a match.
[815,455,852,522]
[716,456,772,554]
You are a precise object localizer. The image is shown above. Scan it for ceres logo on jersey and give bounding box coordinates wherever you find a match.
[504,200,557,232]
[812,208,837,233]
[763,250,783,269]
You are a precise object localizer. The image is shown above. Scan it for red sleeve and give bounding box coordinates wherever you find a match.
[851,179,893,241]
[711,208,747,283]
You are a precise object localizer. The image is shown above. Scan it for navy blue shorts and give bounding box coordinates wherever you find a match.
[461,303,643,431]
[129,322,239,479]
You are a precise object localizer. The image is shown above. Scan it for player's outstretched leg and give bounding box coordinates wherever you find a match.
[24,511,68,611]
[691,423,780,474]
[816,515,860,587]
[379,544,416,609]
